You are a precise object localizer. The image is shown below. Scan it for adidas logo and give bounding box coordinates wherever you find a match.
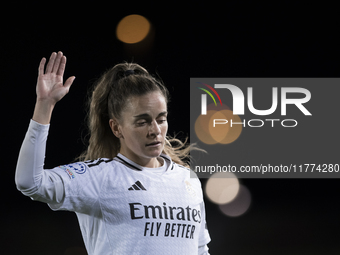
[128,180,147,191]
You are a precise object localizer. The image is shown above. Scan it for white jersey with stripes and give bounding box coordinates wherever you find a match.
[16,120,211,255]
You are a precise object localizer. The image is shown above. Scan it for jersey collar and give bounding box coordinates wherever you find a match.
[115,153,174,172]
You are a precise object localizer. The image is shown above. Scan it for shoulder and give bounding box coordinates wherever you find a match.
[160,154,192,172]
[172,162,195,173]
[55,158,117,179]
[172,163,201,180]
[83,158,116,169]
[175,163,190,171]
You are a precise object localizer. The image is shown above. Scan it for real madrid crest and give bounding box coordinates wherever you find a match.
[185,181,196,197]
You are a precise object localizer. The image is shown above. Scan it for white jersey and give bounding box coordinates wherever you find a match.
[16,120,210,255]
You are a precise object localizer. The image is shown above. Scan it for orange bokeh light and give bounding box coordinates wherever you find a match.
[195,110,218,144]
[116,15,150,44]
[194,109,243,145]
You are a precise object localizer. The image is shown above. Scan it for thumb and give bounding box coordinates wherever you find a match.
[64,76,76,89]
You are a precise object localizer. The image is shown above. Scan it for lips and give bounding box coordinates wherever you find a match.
[146,141,161,147]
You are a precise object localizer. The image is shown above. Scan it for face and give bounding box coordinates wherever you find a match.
[109,91,168,167]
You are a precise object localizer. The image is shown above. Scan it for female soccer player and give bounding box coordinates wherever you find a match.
[15,51,210,254]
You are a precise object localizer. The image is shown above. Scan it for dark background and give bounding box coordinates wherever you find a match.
[3,2,339,255]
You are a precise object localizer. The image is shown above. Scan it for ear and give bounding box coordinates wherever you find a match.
[109,118,124,139]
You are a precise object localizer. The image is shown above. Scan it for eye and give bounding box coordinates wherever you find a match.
[136,121,147,126]
[157,118,167,124]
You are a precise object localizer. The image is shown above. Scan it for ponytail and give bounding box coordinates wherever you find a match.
[78,67,120,161]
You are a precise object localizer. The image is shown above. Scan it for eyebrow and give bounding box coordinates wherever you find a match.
[133,111,168,118]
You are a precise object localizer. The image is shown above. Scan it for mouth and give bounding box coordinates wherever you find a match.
[145,141,162,147]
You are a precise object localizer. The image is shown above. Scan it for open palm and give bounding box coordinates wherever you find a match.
[37,51,75,104]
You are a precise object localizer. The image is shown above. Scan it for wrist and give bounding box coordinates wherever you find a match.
[36,97,57,107]
[32,99,55,125]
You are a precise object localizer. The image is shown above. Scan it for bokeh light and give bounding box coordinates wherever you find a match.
[219,185,252,217]
[206,103,230,112]
[195,110,219,144]
[208,110,231,143]
[195,107,243,145]
[217,110,243,144]
[116,15,151,44]
[205,172,239,204]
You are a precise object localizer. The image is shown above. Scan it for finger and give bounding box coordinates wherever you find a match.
[52,51,63,74]
[45,52,57,73]
[38,57,46,76]
[56,55,66,77]
[64,76,76,89]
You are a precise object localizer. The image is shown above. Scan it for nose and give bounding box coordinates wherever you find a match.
[148,120,161,137]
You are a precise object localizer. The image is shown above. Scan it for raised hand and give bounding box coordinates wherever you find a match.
[37,51,75,104]
[33,51,75,124]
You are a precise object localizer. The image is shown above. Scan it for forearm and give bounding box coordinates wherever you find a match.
[15,118,66,204]
[16,90,55,192]
[15,100,54,191]
[15,120,49,194]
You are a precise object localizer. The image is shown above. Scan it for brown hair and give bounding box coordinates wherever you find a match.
[78,63,192,167]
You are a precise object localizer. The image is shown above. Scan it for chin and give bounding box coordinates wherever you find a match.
[148,151,162,158]
[145,147,164,158]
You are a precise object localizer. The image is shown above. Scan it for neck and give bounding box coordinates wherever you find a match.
[142,157,162,168]
[119,151,162,168]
